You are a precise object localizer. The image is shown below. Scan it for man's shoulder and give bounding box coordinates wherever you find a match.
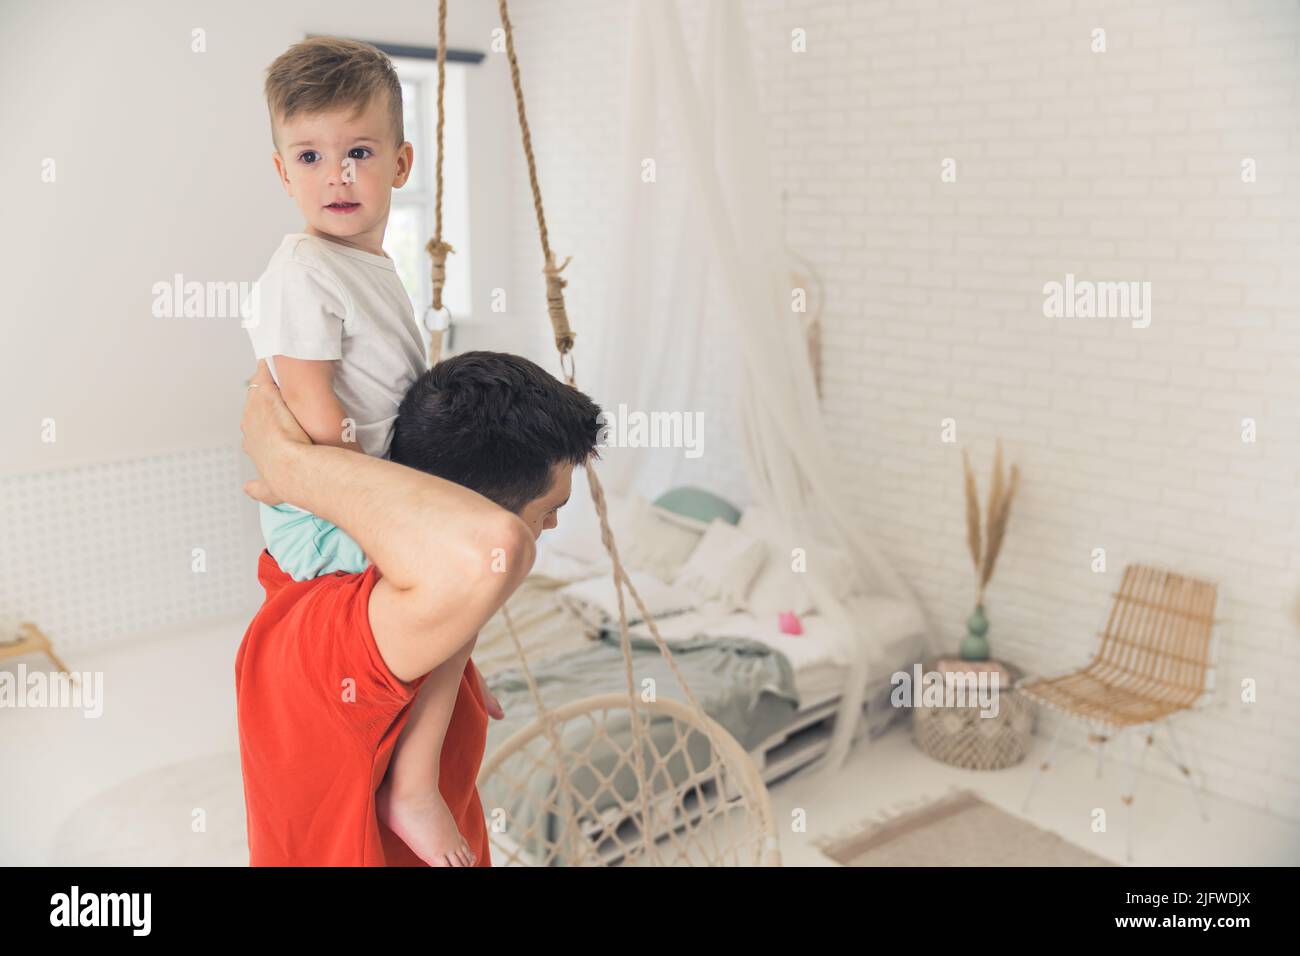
[241,552,386,688]
[243,553,422,711]
[253,550,377,623]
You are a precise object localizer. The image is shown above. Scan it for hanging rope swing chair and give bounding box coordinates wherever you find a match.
[422,0,781,867]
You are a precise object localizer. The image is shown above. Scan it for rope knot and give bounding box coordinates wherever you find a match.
[544,252,576,353]
[426,238,455,311]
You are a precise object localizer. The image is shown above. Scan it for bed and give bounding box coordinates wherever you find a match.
[473,482,929,865]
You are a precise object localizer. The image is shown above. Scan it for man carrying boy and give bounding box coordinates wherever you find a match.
[237,349,600,867]
[235,36,603,866]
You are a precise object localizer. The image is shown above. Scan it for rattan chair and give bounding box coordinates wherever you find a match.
[1016,564,1219,862]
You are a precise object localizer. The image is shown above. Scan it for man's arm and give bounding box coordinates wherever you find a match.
[241,361,535,683]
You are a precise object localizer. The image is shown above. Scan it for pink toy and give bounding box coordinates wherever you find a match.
[777,610,803,635]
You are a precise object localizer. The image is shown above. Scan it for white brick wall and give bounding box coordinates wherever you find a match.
[496,0,1300,822]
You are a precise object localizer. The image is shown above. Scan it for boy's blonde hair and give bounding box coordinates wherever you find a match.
[264,36,404,151]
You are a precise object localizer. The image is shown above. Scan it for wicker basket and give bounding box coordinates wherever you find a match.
[911,659,1036,770]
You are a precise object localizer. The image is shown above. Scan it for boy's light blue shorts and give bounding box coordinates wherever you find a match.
[260,502,369,581]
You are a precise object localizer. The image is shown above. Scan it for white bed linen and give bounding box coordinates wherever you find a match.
[485,489,929,713]
[625,592,927,704]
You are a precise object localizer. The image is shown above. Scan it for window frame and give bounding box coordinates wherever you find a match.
[365,41,484,327]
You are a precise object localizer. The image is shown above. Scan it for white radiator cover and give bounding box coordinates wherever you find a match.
[0,445,263,653]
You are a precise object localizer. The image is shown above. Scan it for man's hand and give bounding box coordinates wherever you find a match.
[476,668,505,720]
[241,360,312,505]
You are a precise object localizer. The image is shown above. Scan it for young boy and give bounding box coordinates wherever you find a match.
[244,36,481,867]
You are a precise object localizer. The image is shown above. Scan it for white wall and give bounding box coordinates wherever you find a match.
[0,0,522,646]
[0,0,518,473]
[501,0,1300,822]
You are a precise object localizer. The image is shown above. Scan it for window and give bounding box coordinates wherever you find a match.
[386,52,472,324]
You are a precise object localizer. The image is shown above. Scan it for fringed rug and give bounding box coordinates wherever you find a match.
[814,789,1117,866]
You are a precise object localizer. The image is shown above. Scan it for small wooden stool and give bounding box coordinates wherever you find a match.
[1,621,77,682]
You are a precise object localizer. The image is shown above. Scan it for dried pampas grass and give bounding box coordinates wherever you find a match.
[962,438,1021,606]
[961,448,982,574]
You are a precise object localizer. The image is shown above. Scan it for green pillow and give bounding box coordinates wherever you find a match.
[651,486,741,530]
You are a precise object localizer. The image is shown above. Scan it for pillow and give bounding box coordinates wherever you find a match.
[556,570,698,635]
[745,550,815,617]
[545,484,701,583]
[671,519,768,611]
[618,494,705,583]
[739,505,862,616]
[739,506,812,616]
[652,486,742,531]
[649,504,710,534]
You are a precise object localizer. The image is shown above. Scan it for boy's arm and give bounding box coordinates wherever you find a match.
[241,361,535,684]
[273,356,363,451]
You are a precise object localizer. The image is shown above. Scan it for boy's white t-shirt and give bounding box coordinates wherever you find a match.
[242,233,427,459]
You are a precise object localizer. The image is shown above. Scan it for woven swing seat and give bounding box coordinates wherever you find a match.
[478,691,778,867]
[1017,564,1218,730]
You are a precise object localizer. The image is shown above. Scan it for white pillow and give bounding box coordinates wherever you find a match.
[739,505,862,616]
[746,550,815,617]
[671,519,768,611]
[556,570,698,635]
[544,484,703,583]
[740,506,812,616]
[617,494,705,583]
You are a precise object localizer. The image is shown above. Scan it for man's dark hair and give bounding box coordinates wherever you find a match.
[389,350,603,515]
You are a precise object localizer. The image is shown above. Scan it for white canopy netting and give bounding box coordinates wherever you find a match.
[466,0,941,867]
[580,0,938,777]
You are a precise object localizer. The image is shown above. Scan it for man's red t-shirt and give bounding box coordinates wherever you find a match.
[234,550,491,866]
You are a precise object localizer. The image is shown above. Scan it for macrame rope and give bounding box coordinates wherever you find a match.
[426,0,454,365]
[476,0,776,864]
[496,0,576,358]
[498,602,588,864]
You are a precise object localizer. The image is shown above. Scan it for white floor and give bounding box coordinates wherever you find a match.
[770,721,1300,866]
[3,615,1298,866]
[0,614,248,866]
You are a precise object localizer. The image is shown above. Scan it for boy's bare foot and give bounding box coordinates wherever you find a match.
[376,781,477,867]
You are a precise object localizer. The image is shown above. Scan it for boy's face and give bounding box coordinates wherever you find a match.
[271,96,413,256]
[517,462,574,541]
